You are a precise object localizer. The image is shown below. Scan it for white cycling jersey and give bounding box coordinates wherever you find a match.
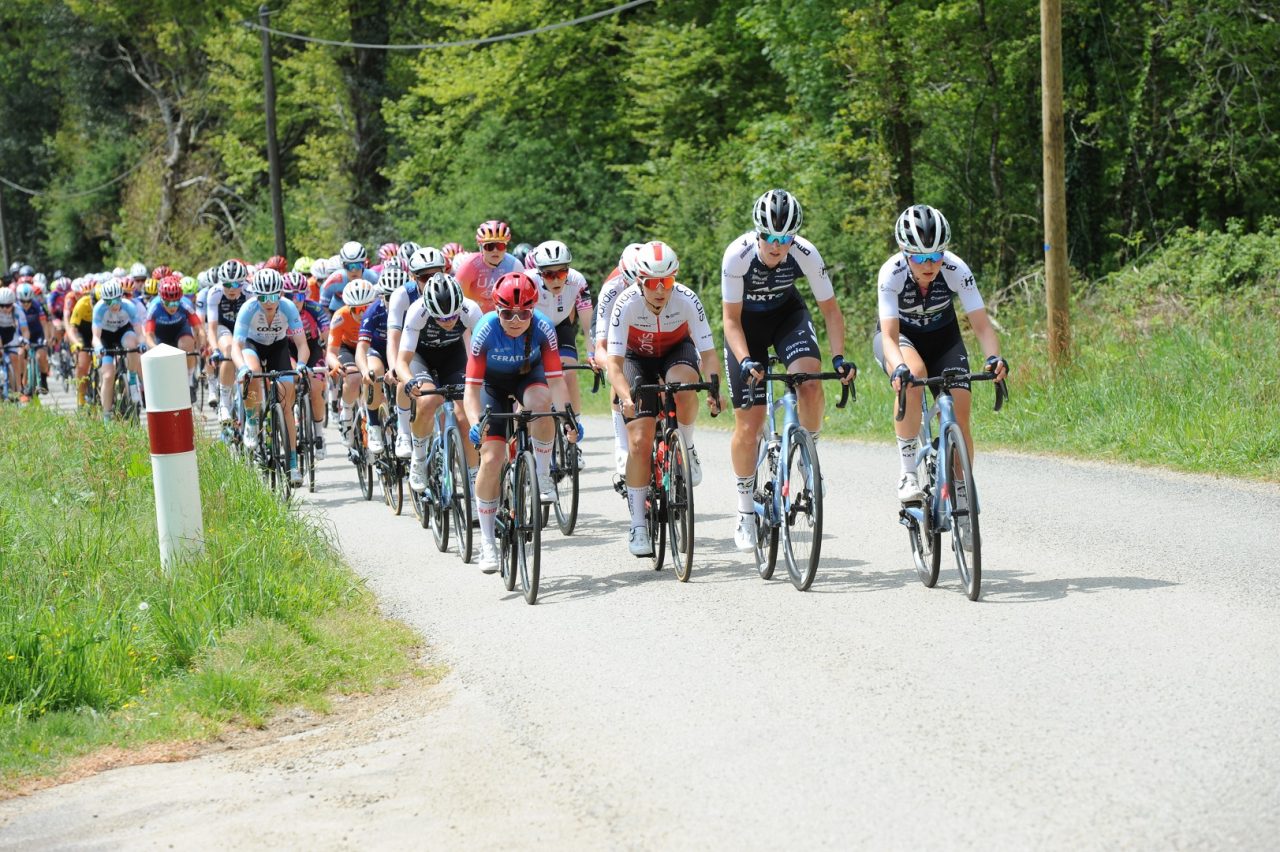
[594,272,631,345]
[399,297,484,352]
[607,284,714,359]
[528,267,591,326]
[387,280,421,333]
[720,232,833,312]
[876,251,984,333]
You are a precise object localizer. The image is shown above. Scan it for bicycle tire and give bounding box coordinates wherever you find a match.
[381,422,403,515]
[781,429,822,591]
[753,445,779,580]
[945,423,982,601]
[551,428,580,536]
[430,443,450,552]
[447,429,473,564]
[515,451,541,604]
[648,442,667,571]
[666,430,695,582]
[909,445,941,587]
[270,402,291,500]
[499,462,517,592]
[354,409,374,501]
[411,471,430,529]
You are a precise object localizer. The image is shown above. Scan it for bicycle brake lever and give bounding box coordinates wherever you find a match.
[836,380,850,409]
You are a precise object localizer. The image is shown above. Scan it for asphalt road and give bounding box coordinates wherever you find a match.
[3,391,1278,849]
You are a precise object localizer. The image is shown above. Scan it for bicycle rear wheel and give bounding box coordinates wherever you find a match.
[354,409,374,500]
[945,423,982,601]
[499,463,517,592]
[666,430,695,582]
[447,430,474,564]
[781,429,822,591]
[753,445,779,580]
[269,403,291,500]
[514,451,541,604]
[551,428,580,536]
[296,397,315,494]
[909,449,941,587]
[429,445,450,552]
[381,422,403,515]
[647,482,667,572]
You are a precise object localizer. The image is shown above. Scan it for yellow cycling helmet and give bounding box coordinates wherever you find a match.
[143,277,159,297]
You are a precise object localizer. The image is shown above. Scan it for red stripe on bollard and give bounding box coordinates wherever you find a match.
[148,408,196,456]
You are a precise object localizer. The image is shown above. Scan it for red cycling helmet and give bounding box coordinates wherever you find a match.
[158,279,183,301]
[263,255,289,274]
[492,271,537,311]
[150,265,173,280]
[475,220,512,246]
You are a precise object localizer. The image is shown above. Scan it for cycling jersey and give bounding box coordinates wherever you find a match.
[606,284,714,359]
[206,287,248,335]
[358,300,390,361]
[69,295,94,326]
[529,268,591,326]
[321,268,379,312]
[876,252,984,333]
[92,299,143,333]
[19,300,47,341]
[387,279,421,332]
[720,232,834,313]
[232,299,303,346]
[49,290,69,318]
[145,296,203,335]
[594,270,632,347]
[400,297,483,352]
[0,306,29,340]
[453,252,523,314]
[327,305,365,351]
[294,299,329,342]
[465,310,563,386]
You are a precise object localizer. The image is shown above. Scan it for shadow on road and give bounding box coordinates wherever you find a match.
[978,571,1179,603]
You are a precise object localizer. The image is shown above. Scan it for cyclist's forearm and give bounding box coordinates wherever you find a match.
[817,298,846,359]
[608,354,630,403]
[722,305,749,363]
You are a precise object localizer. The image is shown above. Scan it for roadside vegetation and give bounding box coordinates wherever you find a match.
[0,406,425,788]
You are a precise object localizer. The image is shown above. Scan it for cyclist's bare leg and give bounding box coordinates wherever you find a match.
[562,356,582,413]
[625,416,657,488]
[789,355,824,432]
[281,380,297,453]
[951,387,974,469]
[667,364,700,427]
[475,441,505,502]
[522,384,554,443]
[892,347,929,444]
[730,406,767,478]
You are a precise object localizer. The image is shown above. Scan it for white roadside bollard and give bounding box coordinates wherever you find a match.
[141,344,205,570]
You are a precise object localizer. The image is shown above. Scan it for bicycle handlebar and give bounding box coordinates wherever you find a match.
[563,362,603,393]
[629,373,722,417]
[476,402,578,445]
[404,379,465,402]
[740,371,852,411]
[894,368,1008,422]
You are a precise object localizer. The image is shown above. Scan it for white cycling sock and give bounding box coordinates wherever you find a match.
[612,409,627,453]
[678,421,695,452]
[412,435,428,459]
[477,497,499,543]
[397,405,411,436]
[627,486,647,529]
[736,475,754,514]
[533,438,552,477]
[898,436,918,476]
[220,385,232,406]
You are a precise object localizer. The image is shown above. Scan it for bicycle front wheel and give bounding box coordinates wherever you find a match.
[429,444,450,552]
[269,403,291,500]
[666,430,695,582]
[381,422,403,515]
[447,430,473,564]
[514,451,541,604]
[499,463,517,592]
[781,429,822,591]
[551,428,580,536]
[753,445,779,580]
[945,423,982,601]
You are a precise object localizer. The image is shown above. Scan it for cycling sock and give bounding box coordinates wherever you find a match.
[368,408,381,427]
[612,409,627,453]
[477,497,499,543]
[678,421,695,451]
[412,435,427,459]
[898,436,918,475]
[340,402,353,422]
[626,486,647,529]
[736,475,754,514]
[220,385,232,407]
[397,406,411,436]
[533,438,553,477]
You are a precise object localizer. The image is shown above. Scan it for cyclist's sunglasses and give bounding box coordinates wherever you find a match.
[343,262,364,271]
[259,293,281,304]
[412,268,443,281]
[163,299,182,309]
[640,275,675,291]
[435,313,460,324]
[223,280,243,289]
[541,267,569,280]
[104,297,122,306]
[482,242,507,252]
[0,304,12,310]
[759,232,795,245]
[498,308,532,322]
[906,251,945,264]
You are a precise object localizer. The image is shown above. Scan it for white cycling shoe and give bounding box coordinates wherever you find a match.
[538,473,556,502]
[289,466,303,487]
[395,432,413,460]
[897,473,926,503]
[218,402,232,423]
[367,428,385,455]
[477,540,500,574]
[243,428,259,451]
[687,447,703,487]
[733,513,756,553]
[409,456,427,493]
[628,526,653,557]
[314,434,326,460]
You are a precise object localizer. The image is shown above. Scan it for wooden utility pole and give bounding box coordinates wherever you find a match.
[0,185,10,272]
[259,5,287,256]
[1041,0,1070,366]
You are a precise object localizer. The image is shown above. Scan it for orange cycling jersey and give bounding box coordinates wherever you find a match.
[327,305,364,350]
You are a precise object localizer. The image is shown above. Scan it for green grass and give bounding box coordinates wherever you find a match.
[579,297,1280,481]
[0,406,425,787]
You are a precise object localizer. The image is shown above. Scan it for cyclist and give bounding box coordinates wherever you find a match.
[232,268,309,486]
[721,189,855,551]
[66,280,96,406]
[284,270,330,459]
[326,278,378,447]
[510,242,534,265]
[873,204,1007,515]
[47,275,72,354]
[441,242,465,273]
[454,220,523,313]
[0,287,31,398]
[207,259,251,423]
[463,272,576,573]
[354,265,406,455]
[16,282,51,394]
[387,246,447,458]
[396,241,422,271]
[397,272,483,493]
[607,241,722,556]
[321,242,379,313]
[90,278,145,421]
[528,240,592,417]
[593,243,645,476]
[143,278,205,401]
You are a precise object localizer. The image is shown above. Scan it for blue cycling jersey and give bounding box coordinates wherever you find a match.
[358,299,389,360]
[465,310,563,386]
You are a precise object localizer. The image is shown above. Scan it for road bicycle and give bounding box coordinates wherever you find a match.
[405,380,474,564]
[628,373,721,582]
[338,365,375,501]
[0,342,21,403]
[370,374,405,515]
[746,358,852,591]
[895,367,1007,601]
[239,367,305,501]
[53,341,74,394]
[543,362,601,536]
[476,404,578,605]
[293,364,318,493]
[101,346,145,424]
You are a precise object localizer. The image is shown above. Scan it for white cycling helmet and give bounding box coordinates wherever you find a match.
[338,241,368,265]
[894,204,951,254]
[422,273,464,319]
[111,266,127,279]
[342,279,377,308]
[251,268,284,297]
[129,262,148,279]
[376,265,407,295]
[0,288,14,307]
[218,259,248,285]
[532,240,572,269]
[407,246,446,276]
[100,279,124,301]
[397,241,422,267]
[16,283,35,302]
[618,243,644,287]
[310,257,331,280]
[752,189,804,236]
[634,241,679,279]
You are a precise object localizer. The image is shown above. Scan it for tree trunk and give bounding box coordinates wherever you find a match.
[339,0,391,227]
[883,0,914,211]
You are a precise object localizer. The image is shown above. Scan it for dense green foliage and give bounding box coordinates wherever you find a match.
[2,0,1277,304]
[0,405,419,781]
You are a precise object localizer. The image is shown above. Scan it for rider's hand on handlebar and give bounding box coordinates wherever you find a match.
[832,355,856,385]
[740,359,764,386]
[565,417,584,444]
[706,387,723,416]
[985,355,1009,382]
[890,363,914,393]
[468,422,483,448]
[620,396,636,420]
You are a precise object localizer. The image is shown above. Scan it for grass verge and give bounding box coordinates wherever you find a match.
[0,405,425,789]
